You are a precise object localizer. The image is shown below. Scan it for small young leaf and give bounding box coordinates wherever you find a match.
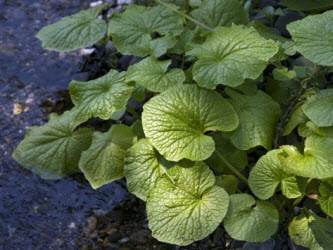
[225,88,281,150]
[187,25,278,89]
[272,67,297,81]
[302,89,333,127]
[318,179,333,217]
[146,162,229,245]
[283,105,308,136]
[206,133,248,173]
[79,125,134,189]
[108,4,184,57]
[215,175,238,195]
[190,0,249,29]
[124,139,174,201]
[249,149,307,200]
[289,211,333,249]
[36,4,109,52]
[69,70,133,122]
[279,136,333,179]
[224,194,279,242]
[142,84,239,161]
[287,10,333,66]
[12,111,92,179]
[131,120,145,139]
[126,57,185,92]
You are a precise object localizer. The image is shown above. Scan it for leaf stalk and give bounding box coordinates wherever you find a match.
[126,104,141,120]
[214,150,249,187]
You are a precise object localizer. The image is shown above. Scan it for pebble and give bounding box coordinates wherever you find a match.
[86,216,97,232]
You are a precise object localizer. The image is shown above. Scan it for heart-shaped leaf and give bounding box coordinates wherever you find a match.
[126,57,185,92]
[79,125,135,189]
[279,136,333,179]
[142,84,239,161]
[187,25,278,88]
[12,111,92,179]
[215,175,238,195]
[318,179,333,217]
[249,149,307,200]
[36,4,109,52]
[224,194,279,242]
[69,70,133,122]
[226,88,281,150]
[124,139,174,201]
[108,4,184,57]
[147,162,229,245]
[287,10,333,66]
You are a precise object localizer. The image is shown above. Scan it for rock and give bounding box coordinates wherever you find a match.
[119,237,129,243]
[108,232,123,243]
[274,10,305,37]
[85,216,97,232]
[129,229,151,244]
[242,238,275,250]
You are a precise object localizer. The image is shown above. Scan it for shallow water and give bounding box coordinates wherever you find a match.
[0,1,128,248]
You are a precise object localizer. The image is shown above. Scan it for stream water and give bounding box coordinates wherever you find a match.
[0,1,128,248]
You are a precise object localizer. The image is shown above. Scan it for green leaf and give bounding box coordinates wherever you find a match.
[142,84,239,161]
[215,175,238,195]
[36,4,108,52]
[289,211,333,249]
[130,82,146,102]
[124,139,174,201]
[225,88,281,150]
[302,89,333,127]
[224,194,279,242]
[168,26,200,54]
[146,162,229,245]
[79,124,134,189]
[69,70,133,122]
[305,121,333,138]
[126,57,185,92]
[108,4,184,57]
[110,108,125,120]
[131,120,145,139]
[283,0,333,11]
[287,10,333,66]
[318,179,333,217]
[187,25,278,89]
[283,105,308,136]
[249,149,307,200]
[206,133,248,173]
[279,136,333,179]
[190,0,249,29]
[232,78,259,96]
[273,67,297,81]
[12,111,92,179]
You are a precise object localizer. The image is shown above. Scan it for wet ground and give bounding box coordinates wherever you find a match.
[0,0,129,248]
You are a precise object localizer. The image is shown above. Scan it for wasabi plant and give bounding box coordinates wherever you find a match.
[13,0,333,247]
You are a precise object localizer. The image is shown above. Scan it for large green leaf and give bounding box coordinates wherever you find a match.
[318,179,333,217]
[287,10,333,66]
[190,0,249,29]
[187,25,278,89]
[206,133,248,173]
[249,149,307,200]
[302,89,333,127]
[279,136,333,179]
[224,194,279,242]
[79,125,135,189]
[36,4,108,52]
[283,0,333,11]
[289,210,333,249]
[225,88,281,150]
[146,162,229,245]
[124,139,174,201]
[108,4,184,57]
[69,70,133,122]
[126,57,185,92]
[142,84,239,161]
[12,111,92,179]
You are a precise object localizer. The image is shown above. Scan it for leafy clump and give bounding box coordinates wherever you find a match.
[13,0,333,248]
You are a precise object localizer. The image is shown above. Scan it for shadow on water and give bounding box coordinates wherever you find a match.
[0,0,128,248]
